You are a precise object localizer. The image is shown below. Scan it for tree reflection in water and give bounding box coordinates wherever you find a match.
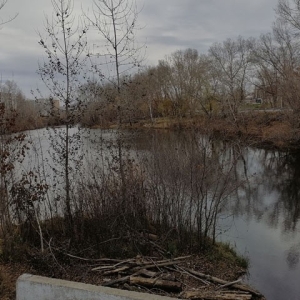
[226,146,300,272]
[130,130,300,273]
[25,128,300,298]
[286,243,300,270]
[111,130,300,298]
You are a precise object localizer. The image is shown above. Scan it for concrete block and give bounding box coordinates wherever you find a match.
[16,274,177,300]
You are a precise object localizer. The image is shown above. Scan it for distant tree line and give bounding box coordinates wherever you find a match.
[78,0,300,127]
[3,0,300,129]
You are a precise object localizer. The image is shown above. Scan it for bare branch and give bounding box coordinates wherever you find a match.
[0,0,18,27]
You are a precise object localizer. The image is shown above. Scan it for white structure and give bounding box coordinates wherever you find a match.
[17,274,177,300]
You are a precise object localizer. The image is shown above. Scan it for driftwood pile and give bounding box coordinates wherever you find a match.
[88,255,264,300]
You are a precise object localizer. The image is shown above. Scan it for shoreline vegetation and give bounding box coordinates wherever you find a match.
[1,110,296,300]
[91,110,300,152]
[0,227,262,300]
[4,0,300,297]
[0,113,272,299]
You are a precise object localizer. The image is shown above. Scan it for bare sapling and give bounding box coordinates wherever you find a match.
[37,0,88,228]
[85,0,144,206]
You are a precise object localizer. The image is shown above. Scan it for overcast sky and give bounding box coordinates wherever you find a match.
[0,0,278,98]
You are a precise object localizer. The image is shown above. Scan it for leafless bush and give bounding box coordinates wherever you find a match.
[60,131,242,257]
[142,132,241,247]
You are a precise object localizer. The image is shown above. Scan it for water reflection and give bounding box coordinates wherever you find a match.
[229,147,300,232]
[126,131,300,299]
[19,128,300,299]
[286,243,300,270]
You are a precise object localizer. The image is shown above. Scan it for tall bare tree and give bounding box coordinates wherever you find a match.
[87,0,142,93]
[38,0,88,225]
[275,0,300,114]
[155,49,214,118]
[85,0,143,202]
[253,21,300,109]
[209,37,253,120]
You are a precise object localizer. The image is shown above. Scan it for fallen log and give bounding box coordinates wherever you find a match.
[131,259,186,272]
[181,290,252,300]
[102,266,130,275]
[215,279,242,290]
[138,269,158,278]
[129,276,182,292]
[92,256,190,273]
[102,275,130,287]
[92,258,136,271]
[183,268,262,297]
[102,269,158,287]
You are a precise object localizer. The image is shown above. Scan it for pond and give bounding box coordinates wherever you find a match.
[20,127,300,300]
[218,147,300,300]
[126,130,300,300]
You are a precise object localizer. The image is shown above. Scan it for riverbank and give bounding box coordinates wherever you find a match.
[0,240,263,300]
[1,118,278,299]
[92,111,300,151]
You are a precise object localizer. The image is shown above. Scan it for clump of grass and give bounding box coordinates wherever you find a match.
[205,241,249,269]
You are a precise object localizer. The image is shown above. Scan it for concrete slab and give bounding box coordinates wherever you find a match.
[16,274,178,300]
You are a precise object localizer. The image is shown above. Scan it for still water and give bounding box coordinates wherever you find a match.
[126,130,300,300]
[217,148,300,300]
[22,128,300,300]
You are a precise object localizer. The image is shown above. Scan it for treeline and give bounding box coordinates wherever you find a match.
[0,80,47,132]
[3,1,300,130]
[80,2,300,127]
[1,0,300,277]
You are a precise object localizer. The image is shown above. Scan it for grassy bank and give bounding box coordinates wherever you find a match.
[93,111,300,151]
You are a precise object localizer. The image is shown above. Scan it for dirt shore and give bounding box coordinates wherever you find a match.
[0,243,262,300]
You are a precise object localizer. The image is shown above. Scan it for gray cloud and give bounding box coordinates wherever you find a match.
[0,0,278,97]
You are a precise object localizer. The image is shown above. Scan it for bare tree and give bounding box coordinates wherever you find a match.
[252,19,300,111]
[154,49,215,118]
[277,0,300,32]
[0,0,18,27]
[87,0,143,93]
[125,67,161,122]
[85,0,143,202]
[275,1,300,114]
[209,37,253,120]
[0,82,29,252]
[38,0,88,225]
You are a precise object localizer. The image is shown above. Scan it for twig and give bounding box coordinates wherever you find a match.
[48,238,66,273]
[130,255,191,272]
[175,265,210,286]
[102,275,130,287]
[102,266,130,275]
[215,279,242,290]
[92,258,136,271]
[98,235,129,245]
[131,260,186,272]
[65,252,122,263]
[182,268,262,297]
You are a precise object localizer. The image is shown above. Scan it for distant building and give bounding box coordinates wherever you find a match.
[244,94,263,105]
